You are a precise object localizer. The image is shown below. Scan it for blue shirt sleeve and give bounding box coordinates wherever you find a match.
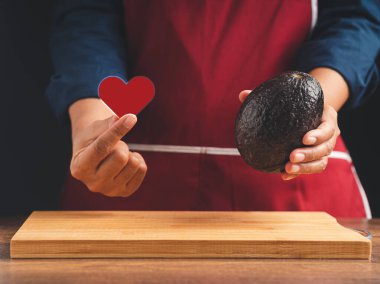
[45,0,126,122]
[47,0,380,120]
[296,0,380,109]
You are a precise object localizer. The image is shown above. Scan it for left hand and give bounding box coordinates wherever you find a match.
[238,90,340,180]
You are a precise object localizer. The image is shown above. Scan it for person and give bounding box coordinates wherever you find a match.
[45,0,380,217]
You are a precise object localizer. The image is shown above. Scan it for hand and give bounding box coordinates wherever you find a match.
[238,90,340,180]
[281,103,340,180]
[69,99,147,197]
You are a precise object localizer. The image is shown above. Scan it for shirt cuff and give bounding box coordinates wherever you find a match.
[45,70,127,124]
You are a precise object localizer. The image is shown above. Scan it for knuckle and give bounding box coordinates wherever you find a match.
[70,164,80,179]
[113,148,129,164]
[122,142,130,152]
[133,152,143,161]
[139,163,148,173]
[88,183,101,193]
[324,143,333,155]
[94,138,110,154]
[112,124,128,138]
[70,163,85,180]
[306,164,314,174]
[122,184,138,198]
[300,164,311,174]
[130,156,140,167]
[309,148,318,161]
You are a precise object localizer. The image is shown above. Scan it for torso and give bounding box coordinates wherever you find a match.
[62,0,369,218]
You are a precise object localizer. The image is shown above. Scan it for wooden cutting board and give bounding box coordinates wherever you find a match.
[11,211,371,259]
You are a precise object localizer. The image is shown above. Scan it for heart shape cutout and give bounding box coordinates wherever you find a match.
[98,76,155,117]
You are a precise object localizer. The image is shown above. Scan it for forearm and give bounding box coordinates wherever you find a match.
[296,0,380,109]
[309,67,349,111]
[46,0,127,122]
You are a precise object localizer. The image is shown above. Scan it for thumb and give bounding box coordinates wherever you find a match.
[103,115,119,130]
[88,114,137,161]
[87,115,119,138]
[239,90,252,103]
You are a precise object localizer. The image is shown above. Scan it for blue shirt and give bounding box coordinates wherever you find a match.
[45,0,380,122]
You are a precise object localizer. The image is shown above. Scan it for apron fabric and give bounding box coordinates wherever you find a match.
[62,0,370,218]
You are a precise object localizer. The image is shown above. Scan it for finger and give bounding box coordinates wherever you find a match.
[84,114,137,164]
[90,115,119,136]
[281,171,299,181]
[131,152,146,164]
[113,153,140,184]
[121,166,147,198]
[290,139,335,163]
[120,155,147,197]
[106,152,146,197]
[85,178,113,196]
[285,157,328,175]
[322,104,338,121]
[238,90,252,103]
[303,121,335,146]
[96,142,130,178]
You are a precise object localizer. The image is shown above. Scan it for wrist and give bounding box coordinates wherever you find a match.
[308,67,349,111]
[69,98,114,133]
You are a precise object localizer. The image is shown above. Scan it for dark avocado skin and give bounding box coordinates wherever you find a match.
[234,71,324,173]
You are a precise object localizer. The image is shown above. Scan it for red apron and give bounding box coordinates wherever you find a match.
[62,0,370,218]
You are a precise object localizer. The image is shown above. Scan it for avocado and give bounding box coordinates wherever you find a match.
[234,71,324,173]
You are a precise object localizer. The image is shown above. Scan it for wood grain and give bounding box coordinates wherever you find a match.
[10,211,371,259]
[1,217,379,283]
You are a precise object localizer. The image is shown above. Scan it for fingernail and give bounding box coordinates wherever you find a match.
[124,114,137,127]
[307,137,317,145]
[290,164,300,173]
[293,153,305,163]
[283,175,297,181]
[282,175,291,180]
[281,171,297,180]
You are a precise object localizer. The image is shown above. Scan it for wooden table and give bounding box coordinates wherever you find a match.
[1,216,379,283]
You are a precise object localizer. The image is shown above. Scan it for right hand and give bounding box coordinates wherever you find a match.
[69,99,147,197]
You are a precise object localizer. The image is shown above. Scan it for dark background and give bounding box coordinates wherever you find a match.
[1,1,379,216]
[0,1,69,213]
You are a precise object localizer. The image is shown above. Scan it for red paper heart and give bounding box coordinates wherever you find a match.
[98,76,155,117]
